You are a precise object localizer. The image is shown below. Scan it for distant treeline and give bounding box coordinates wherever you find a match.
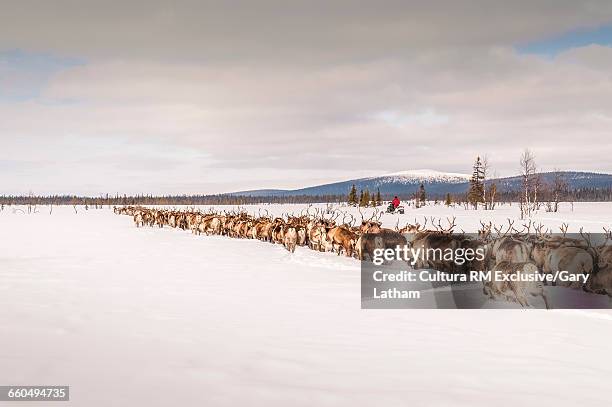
[492,187,612,203]
[1,185,611,207]
[0,194,346,206]
[393,188,612,203]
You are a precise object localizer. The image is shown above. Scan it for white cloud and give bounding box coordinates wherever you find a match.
[1,2,612,194]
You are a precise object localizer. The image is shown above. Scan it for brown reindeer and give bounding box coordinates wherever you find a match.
[283,225,298,252]
[355,210,406,262]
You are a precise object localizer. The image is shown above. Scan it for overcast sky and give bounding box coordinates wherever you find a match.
[1,1,612,195]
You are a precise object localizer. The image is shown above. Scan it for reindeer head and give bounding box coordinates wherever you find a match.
[358,207,383,232]
[360,220,382,233]
[478,221,493,241]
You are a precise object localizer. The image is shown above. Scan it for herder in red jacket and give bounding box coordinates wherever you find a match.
[392,196,400,209]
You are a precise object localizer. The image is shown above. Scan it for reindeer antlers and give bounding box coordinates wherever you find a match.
[305,204,314,218]
[326,209,341,223]
[533,222,546,237]
[424,216,456,233]
[492,219,514,237]
[375,209,383,222]
[603,227,612,246]
[369,208,383,222]
[559,223,569,237]
[579,227,596,253]
[479,220,492,237]
[342,212,355,227]
[444,216,456,233]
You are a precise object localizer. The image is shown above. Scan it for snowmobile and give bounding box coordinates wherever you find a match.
[386,203,405,214]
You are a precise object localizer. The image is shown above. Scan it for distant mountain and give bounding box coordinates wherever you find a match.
[229,170,612,198]
[230,169,469,197]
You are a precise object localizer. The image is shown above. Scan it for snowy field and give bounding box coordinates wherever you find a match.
[1,203,612,406]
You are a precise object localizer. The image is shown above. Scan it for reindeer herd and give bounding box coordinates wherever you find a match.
[114,205,612,308]
[117,205,386,258]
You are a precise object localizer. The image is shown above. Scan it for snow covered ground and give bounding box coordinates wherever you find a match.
[1,203,612,406]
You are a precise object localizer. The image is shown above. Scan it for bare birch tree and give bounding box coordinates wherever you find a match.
[519,149,537,219]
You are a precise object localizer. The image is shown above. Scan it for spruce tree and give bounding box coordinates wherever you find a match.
[445,193,452,206]
[468,156,485,209]
[348,184,358,206]
[375,188,382,206]
[418,183,426,205]
[361,190,371,207]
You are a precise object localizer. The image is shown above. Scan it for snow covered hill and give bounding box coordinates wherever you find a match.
[370,169,470,191]
[231,170,612,198]
[377,169,471,183]
[233,169,473,197]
